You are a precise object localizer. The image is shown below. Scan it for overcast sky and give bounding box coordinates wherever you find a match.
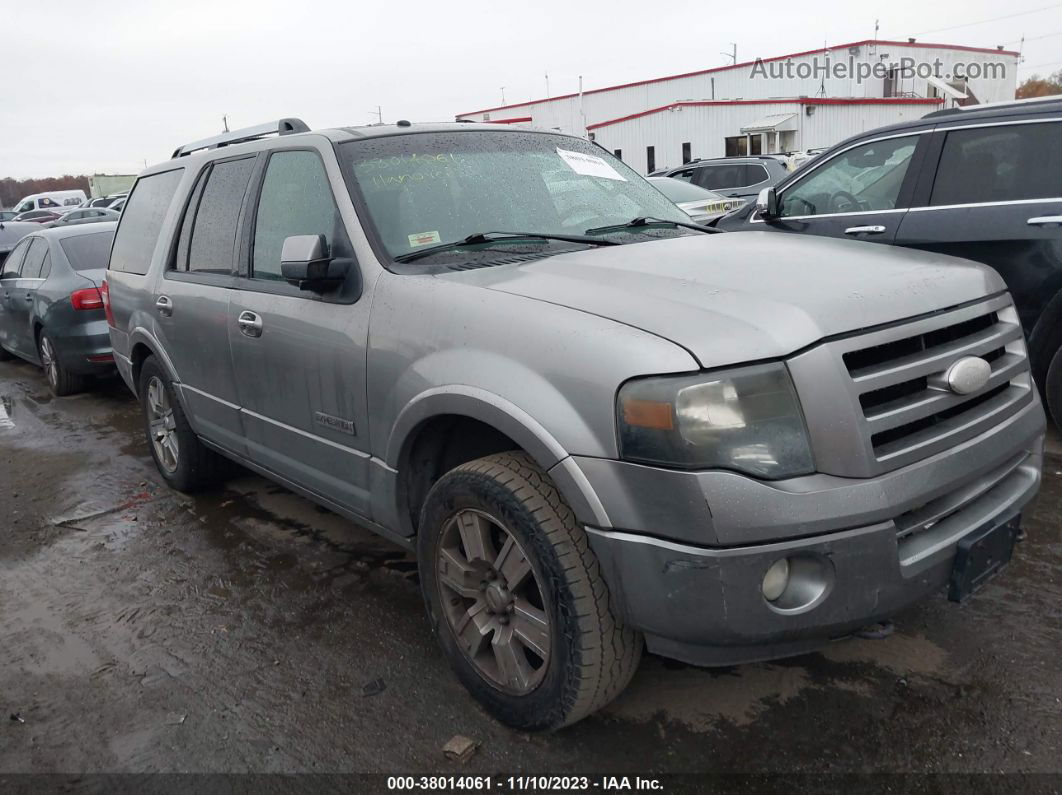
[2,0,1059,178]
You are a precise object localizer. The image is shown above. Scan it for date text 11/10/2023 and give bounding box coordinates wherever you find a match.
[386,775,664,791]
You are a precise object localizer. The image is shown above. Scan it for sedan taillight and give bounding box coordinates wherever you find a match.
[100,280,116,326]
[71,287,104,311]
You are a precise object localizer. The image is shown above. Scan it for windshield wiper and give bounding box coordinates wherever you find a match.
[585,216,723,236]
[393,231,619,263]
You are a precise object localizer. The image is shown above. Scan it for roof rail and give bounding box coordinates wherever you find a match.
[923,95,1062,119]
[171,118,310,159]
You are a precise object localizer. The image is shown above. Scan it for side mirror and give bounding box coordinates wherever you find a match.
[756,187,779,220]
[280,234,349,291]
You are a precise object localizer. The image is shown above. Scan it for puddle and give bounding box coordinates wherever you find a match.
[0,395,13,429]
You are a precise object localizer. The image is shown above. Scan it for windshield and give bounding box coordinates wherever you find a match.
[339,131,690,264]
[649,178,723,203]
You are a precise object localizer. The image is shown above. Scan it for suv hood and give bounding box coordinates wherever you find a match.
[456,232,1006,368]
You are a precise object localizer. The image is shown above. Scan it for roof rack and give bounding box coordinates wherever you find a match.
[923,95,1062,119]
[171,118,310,159]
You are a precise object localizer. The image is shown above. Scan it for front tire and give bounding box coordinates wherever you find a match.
[138,356,227,492]
[418,451,642,730]
[1045,345,1062,429]
[39,332,88,396]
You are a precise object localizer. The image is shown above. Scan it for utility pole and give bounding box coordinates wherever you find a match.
[500,86,506,104]
[720,43,737,65]
[222,115,229,133]
[578,75,586,137]
[370,106,382,124]
[545,71,550,98]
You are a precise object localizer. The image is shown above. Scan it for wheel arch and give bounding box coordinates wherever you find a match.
[124,328,192,423]
[385,388,605,537]
[1028,286,1062,385]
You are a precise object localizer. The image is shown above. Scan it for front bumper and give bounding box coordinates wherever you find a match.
[570,401,1045,667]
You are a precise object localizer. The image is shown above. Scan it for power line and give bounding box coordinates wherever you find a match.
[1005,29,1062,43]
[1019,58,1062,69]
[902,3,1062,37]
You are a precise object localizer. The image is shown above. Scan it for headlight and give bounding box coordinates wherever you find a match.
[617,362,814,478]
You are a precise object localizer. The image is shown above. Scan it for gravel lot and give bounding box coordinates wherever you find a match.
[1,360,1060,781]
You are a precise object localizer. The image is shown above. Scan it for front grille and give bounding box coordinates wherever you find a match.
[842,296,1031,468]
[787,294,1036,478]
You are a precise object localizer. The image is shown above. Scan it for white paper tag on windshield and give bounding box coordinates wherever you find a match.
[556,147,626,181]
[408,230,441,247]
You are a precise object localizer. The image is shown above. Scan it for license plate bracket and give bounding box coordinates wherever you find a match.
[948,514,1020,603]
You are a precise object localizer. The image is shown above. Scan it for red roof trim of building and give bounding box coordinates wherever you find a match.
[457,39,1018,118]
[586,97,944,130]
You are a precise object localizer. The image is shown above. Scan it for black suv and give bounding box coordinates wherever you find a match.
[718,97,1062,423]
[650,155,789,203]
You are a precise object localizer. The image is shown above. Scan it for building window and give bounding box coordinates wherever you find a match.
[724,136,748,157]
[749,135,763,155]
[646,146,656,173]
[682,142,692,164]
[614,149,622,161]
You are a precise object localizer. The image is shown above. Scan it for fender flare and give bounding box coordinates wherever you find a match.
[385,386,611,529]
[386,385,569,471]
[125,327,187,406]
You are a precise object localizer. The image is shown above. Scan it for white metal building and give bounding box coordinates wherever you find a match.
[455,39,1019,174]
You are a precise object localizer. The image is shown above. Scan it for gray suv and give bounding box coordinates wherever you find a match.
[104,118,1045,730]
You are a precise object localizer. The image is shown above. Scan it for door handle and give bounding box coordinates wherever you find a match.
[155,295,173,317]
[237,310,263,338]
[844,225,887,235]
[1027,215,1062,227]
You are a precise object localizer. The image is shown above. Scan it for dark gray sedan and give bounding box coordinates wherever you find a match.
[0,223,116,395]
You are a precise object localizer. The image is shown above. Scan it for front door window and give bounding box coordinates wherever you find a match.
[779,136,919,217]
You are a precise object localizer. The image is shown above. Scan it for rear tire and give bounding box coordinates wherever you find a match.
[1045,346,1062,429]
[39,332,89,396]
[0,345,13,361]
[417,451,642,731]
[138,356,227,492]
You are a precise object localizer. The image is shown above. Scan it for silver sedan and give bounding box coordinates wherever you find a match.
[647,176,745,224]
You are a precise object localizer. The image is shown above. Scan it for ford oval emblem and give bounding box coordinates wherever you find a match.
[945,356,991,395]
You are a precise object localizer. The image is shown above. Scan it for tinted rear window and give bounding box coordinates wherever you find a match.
[931,121,1062,206]
[61,230,117,271]
[185,157,255,274]
[109,169,183,274]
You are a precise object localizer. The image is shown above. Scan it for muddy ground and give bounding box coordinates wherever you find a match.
[0,359,1060,780]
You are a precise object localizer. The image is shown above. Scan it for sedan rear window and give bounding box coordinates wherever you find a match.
[61,230,117,271]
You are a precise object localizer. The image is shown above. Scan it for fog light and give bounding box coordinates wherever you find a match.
[762,558,790,602]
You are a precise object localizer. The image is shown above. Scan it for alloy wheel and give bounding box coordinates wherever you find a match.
[40,336,59,389]
[146,376,179,473]
[436,509,551,695]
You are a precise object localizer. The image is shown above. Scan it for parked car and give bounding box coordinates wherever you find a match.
[0,221,38,268]
[109,197,126,213]
[10,190,88,214]
[650,155,789,202]
[717,96,1062,424]
[0,223,117,395]
[44,207,121,228]
[0,211,17,222]
[647,176,744,223]
[106,119,1044,730]
[87,193,128,209]
[13,209,63,224]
